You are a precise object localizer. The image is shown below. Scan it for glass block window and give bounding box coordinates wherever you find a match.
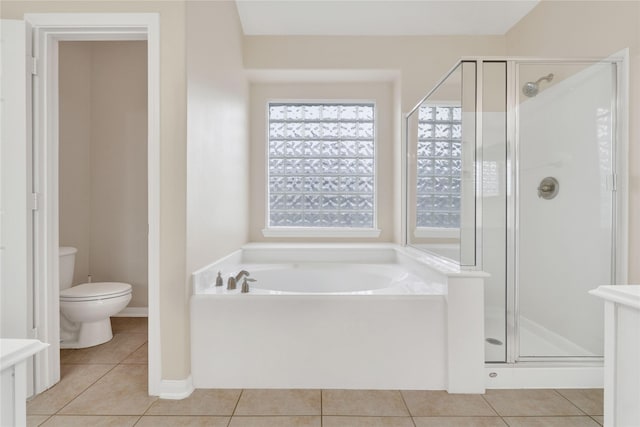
[268,102,375,228]
[416,105,462,228]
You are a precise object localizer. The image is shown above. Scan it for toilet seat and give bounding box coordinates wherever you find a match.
[60,282,132,302]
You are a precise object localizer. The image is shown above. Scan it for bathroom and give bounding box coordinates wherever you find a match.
[0,0,639,426]
[57,40,148,348]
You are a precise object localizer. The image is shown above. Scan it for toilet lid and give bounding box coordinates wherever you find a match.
[60,282,132,301]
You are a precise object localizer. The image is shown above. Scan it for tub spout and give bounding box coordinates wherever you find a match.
[228,270,250,290]
[235,270,250,282]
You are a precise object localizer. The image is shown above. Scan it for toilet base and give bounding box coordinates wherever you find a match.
[60,318,114,349]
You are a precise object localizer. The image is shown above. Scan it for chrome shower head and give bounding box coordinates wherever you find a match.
[522,73,554,97]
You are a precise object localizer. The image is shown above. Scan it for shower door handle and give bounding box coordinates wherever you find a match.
[537,177,559,199]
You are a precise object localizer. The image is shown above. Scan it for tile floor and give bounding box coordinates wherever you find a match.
[27,318,604,427]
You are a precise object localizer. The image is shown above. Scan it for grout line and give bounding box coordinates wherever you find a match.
[227,389,244,426]
[552,389,588,415]
[51,318,148,417]
[320,389,323,426]
[324,414,460,418]
[480,391,502,417]
[131,415,143,426]
[398,389,417,426]
[33,414,53,426]
[120,340,148,365]
[53,362,119,415]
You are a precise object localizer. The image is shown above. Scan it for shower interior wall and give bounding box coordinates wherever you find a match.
[516,61,616,358]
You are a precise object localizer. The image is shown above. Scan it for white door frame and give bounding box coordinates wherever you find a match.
[25,13,161,395]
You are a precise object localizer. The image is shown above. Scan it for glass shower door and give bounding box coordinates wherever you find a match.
[516,61,616,359]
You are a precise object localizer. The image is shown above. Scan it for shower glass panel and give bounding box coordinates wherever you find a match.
[516,61,616,359]
[406,61,477,266]
[482,62,507,363]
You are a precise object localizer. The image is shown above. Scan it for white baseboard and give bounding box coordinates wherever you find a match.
[485,365,603,389]
[113,307,148,317]
[158,375,194,400]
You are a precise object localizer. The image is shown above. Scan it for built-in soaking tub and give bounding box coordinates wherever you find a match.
[191,244,487,392]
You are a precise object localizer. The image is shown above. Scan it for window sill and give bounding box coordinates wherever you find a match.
[262,227,382,238]
[414,227,459,239]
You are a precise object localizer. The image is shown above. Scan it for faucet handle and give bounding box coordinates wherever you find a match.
[241,278,256,293]
[215,271,223,287]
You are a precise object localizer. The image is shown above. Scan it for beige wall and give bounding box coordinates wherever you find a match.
[1,0,189,380]
[244,35,506,113]
[506,0,640,282]
[244,35,506,243]
[249,82,394,242]
[91,41,148,307]
[59,42,92,288]
[59,41,148,307]
[186,1,249,276]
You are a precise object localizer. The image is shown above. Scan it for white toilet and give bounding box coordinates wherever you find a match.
[59,247,132,349]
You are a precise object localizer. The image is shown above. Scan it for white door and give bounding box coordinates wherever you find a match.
[1,19,37,396]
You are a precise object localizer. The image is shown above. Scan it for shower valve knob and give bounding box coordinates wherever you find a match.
[537,177,559,200]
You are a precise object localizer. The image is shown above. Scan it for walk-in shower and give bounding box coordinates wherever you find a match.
[405,57,627,383]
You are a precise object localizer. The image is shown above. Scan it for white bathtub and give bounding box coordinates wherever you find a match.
[198,263,445,295]
[191,244,486,392]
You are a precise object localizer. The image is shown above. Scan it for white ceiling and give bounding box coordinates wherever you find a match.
[235,0,539,36]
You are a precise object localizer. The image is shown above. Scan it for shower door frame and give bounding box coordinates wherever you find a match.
[404,55,629,384]
[506,55,629,365]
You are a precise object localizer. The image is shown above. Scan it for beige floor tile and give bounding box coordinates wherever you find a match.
[60,333,148,364]
[58,365,157,415]
[135,416,230,426]
[484,390,584,417]
[322,390,409,416]
[40,415,140,426]
[323,416,414,426]
[402,390,497,417]
[502,416,601,426]
[27,415,51,427]
[121,342,148,364]
[229,416,321,427]
[27,364,115,414]
[592,415,604,425]
[556,389,604,415]
[111,317,148,334]
[234,389,321,416]
[146,389,241,415]
[413,417,508,427]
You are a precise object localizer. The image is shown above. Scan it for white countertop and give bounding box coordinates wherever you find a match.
[0,339,49,371]
[589,285,640,310]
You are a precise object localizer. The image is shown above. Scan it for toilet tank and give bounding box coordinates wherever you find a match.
[59,247,78,290]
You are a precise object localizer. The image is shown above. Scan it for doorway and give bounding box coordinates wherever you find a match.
[26,13,161,396]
